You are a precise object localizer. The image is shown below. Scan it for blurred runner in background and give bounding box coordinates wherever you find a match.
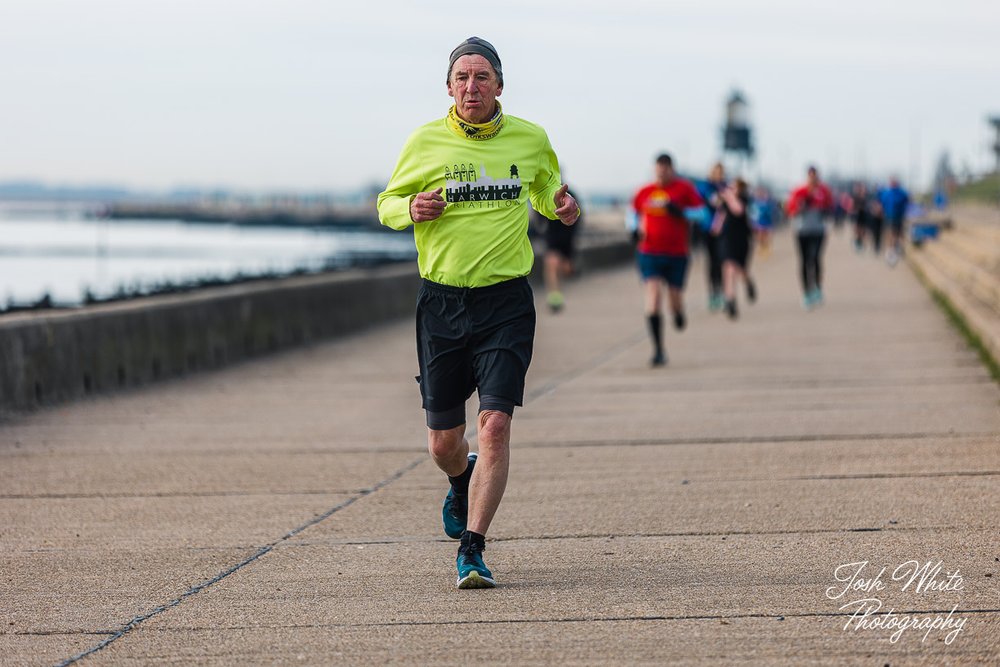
[712,178,756,320]
[532,185,582,313]
[750,185,777,260]
[786,166,834,309]
[632,153,704,366]
[879,177,910,267]
[695,162,728,312]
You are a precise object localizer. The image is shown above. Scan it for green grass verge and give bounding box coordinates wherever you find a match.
[954,172,1000,205]
[908,258,1000,384]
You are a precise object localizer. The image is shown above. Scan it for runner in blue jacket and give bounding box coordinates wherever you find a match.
[878,178,909,266]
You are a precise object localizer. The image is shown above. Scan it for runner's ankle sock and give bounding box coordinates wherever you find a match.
[647,313,663,355]
[461,530,486,551]
[448,458,474,495]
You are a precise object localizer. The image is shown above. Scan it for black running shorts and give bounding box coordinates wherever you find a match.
[416,277,536,416]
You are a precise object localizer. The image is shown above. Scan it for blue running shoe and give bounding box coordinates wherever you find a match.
[456,537,495,589]
[442,453,477,539]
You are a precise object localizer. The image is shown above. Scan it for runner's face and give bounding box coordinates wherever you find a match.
[447,55,502,124]
[655,162,673,184]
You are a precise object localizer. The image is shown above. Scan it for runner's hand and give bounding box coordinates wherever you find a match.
[409,188,446,222]
[554,184,580,226]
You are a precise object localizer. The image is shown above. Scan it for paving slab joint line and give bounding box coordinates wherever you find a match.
[326,607,1000,629]
[518,431,993,450]
[0,489,370,501]
[686,470,1000,484]
[6,631,116,638]
[279,524,962,550]
[99,607,1000,634]
[51,457,424,667]
[483,524,954,543]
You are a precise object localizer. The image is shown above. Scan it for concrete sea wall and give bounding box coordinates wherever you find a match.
[0,239,632,414]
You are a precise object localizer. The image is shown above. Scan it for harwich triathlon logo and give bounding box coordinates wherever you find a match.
[445,163,522,204]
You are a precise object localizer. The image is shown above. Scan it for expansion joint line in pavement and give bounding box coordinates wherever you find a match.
[127,607,1000,632]
[53,457,423,667]
[485,524,959,543]
[284,523,966,548]
[54,327,640,665]
[349,606,1000,628]
[517,430,995,449]
[0,489,371,501]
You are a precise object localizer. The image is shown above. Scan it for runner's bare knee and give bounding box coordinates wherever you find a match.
[427,423,465,460]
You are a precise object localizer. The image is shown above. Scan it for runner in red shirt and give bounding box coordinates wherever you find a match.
[786,165,834,308]
[632,153,705,366]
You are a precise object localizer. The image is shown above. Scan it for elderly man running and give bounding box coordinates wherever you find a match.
[377,36,578,589]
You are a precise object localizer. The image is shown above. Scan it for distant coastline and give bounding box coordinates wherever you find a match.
[0,181,385,229]
[101,201,383,229]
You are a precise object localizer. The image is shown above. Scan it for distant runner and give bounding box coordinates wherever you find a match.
[695,162,728,312]
[533,185,582,312]
[786,166,834,309]
[712,178,756,319]
[879,177,909,266]
[632,154,705,366]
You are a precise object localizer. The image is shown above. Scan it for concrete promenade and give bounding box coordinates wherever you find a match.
[2,228,998,665]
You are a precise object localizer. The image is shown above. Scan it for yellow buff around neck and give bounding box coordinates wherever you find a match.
[446,102,505,141]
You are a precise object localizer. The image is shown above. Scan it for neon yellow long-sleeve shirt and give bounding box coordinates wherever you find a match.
[377,113,563,288]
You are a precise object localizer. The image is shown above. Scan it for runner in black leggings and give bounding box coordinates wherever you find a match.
[797,232,825,304]
[699,162,727,312]
[786,166,834,309]
[711,178,756,320]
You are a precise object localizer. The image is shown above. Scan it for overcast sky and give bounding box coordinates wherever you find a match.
[1,0,998,195]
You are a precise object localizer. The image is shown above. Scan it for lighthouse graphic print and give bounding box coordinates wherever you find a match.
[445,163,522,205]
